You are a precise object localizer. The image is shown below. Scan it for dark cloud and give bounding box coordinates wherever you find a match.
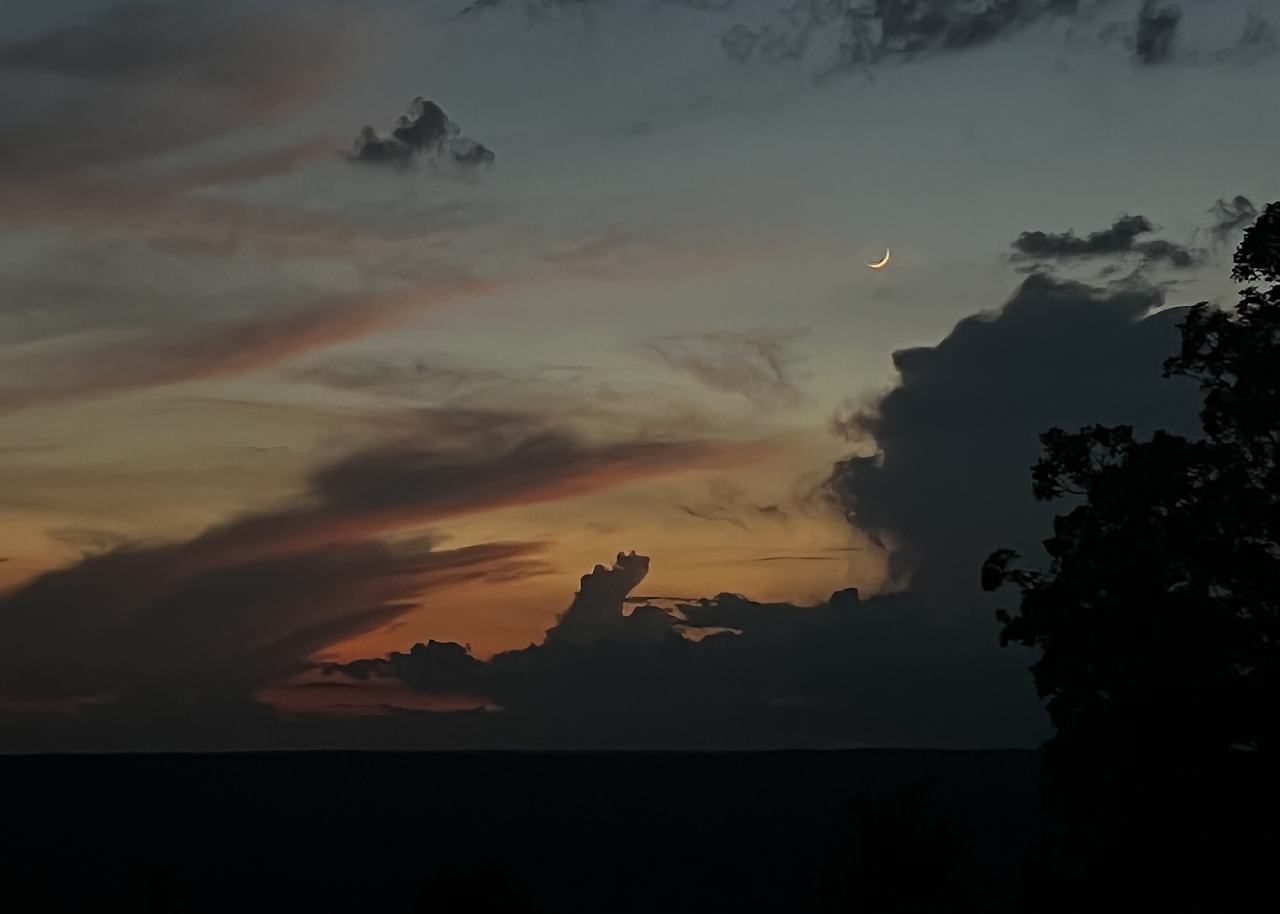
[0,536,546,708]
[641,328,807,408]
[0,417,753,709]
[721,0,1078,75]
[350,97,495,168]
[317,273,1206,749]
[1011,214,1197,268]
[1207,195,1259,244]
[348,126,414,164]
[1133,1,1181,64]
[325,548,1040,747]
[304,428,740,526]
[826,273,1202,588]
[546,551,657,646]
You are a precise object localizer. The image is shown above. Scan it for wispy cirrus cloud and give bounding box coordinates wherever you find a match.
[0,277,496,412]
[641,328,808,409]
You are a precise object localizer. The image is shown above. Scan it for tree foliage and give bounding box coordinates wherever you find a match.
[984,203,1280,905]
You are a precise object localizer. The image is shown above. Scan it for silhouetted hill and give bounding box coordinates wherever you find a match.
[1,750,1040,912]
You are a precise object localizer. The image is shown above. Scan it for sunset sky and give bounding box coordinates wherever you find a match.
[1,0,1276,749]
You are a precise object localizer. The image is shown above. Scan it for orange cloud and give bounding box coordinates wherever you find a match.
[0,420,767,708]
[0,279,496,413]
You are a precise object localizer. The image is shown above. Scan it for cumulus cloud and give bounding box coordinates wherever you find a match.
[350,97,495,168]
[641,328,807,408]
[826,273,1202,587]
[1010,214,1196,269]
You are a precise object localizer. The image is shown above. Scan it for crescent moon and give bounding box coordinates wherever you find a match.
[867,248,891,270]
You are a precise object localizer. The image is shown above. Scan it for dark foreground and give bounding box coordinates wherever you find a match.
[2,750,1041,912]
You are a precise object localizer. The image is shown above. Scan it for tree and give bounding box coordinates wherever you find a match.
[983,203,1280,907]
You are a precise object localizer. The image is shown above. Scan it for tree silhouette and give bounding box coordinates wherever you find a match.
[983,202,1280,907]
[412,862,542,913]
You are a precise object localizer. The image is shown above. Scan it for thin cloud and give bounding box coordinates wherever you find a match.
[0,1,371,180]
[0,280,494,412]
[642,328,807,408]
[678,504,752,531]
[675,479,793,532]
[1207,196,1259,244]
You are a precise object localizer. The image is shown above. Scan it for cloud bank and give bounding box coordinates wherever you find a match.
[312,273,1205,749]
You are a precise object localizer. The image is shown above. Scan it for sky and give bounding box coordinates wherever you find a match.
[0,0,1276,750]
